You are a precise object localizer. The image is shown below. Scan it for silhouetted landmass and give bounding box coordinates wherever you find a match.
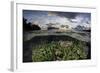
[23,18,41,31]
[31,24,41,30]
[83,30,91,32]
[75,25,91,32]
[48,27,59,30]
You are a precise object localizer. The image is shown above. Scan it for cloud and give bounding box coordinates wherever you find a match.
[23,10,91,29]
[31,12,71,28]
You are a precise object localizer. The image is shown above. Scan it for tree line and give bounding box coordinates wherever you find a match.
[23,18,41,31]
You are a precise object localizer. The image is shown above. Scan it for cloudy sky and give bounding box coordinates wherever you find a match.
[23,10,91,28]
